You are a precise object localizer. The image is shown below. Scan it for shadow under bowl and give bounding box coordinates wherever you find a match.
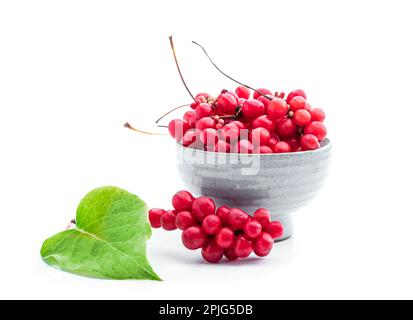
[176,139,332,241]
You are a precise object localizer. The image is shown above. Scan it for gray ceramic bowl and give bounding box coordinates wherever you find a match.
[176,139,332,241]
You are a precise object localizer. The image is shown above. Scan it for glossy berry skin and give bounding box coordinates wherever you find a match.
[215,227,235,249]
[196,117,215,131]
[304,121,327,141]
[310,108,325,122]
[276,118,297,138]
[238,140,253,154]
[202,241,225,263]
[253,88,272,100]
[233,235,253,258]
[175,211,197,230]
[217,93,238,115]
[265,221,284,239]
[244,221,263,239]
[250,127,271,147]
[255,146,273,154]
[267,98,288,120]
[242,99,265,119]
[148,208,165,228]
[196,92,210,100]
[274,141,292,153]
[254,232,274,257]
[235,86,250,100]
[195,103,214,120]
[183,110,197,128]
[253,208,271,227]
[227,208,249,230]
[221,124,240,143]
[182,226,208,250]
[286,89,307,104]
[251,115,276,133]
[192,196,216,221]
[301,134,320,150]
[200,128,219,146]
[161,211,178,231]
[230,120,247,130]
[214,140,230,153]
[172,190,194,211]
[202,215,222,235]
[168,119,190,141]
[293,109,312,126]
[286,137,301,152]
[216,206,231,225]
[224,248,239,261]
[257,95,274,109]
[289,96,307,112]
[268,136,279,151]
[182,129,199,148]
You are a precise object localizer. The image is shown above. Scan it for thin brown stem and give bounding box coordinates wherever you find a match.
[124,122,167,135]
[170,36,196,102]
[192,41,273,101]
[155,104,190,124]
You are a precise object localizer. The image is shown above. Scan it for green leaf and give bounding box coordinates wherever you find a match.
[40,186,161,280]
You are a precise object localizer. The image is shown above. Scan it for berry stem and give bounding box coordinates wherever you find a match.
[170,36,196,102]
[124,122,167,135]
[192,41,273,101]
[155,103,190,125]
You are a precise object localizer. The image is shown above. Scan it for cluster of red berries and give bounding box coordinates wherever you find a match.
[148,190,283,263]
[168,87,327,153]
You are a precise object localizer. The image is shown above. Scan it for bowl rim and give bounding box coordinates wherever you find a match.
[177,138,331,157]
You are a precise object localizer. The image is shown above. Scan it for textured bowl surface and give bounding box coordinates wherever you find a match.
[176,139,332,240]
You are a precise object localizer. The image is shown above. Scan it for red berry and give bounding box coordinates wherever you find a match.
[253,88,272,100]
[227,208,249,230]
[195,103,214,120]
[196,117,215,131]
[148,208,165,228]
[192,196,216,221]
[230,120,247,130]
[215,227,235,249]
[235,86,250,100]
[268,135,279,150]
[301,134,320,150]
[242,99,265,119]
[202,215,222,235]
[172,190,194,211]
[304,121,327,141]
[276,118,297,138]
[216,206,231,225]
[251,115,276,133]
[310,108,325,122]
[200,128,219,146]
[161,211,177,231]
[286,89,307,104]
[214,140,231,153]
[274,141,292,153]
[182,129,199,148]
[250,127,271,147]
[289,96,307,112]
[293,109,312,126]
[257,95,274,109]
[221,124,240,143]
[238,140,253,154]
[267,98,288,120]
[175,211,197,230]
[253,208,271,227]
[233,235,253,258]
[217,93,238,115]
[182,226,208,250]
[265,221,284,239]
[183,110,197,128]
[254,232,274,257]
[168,119,190,141]
[196,92,209,100]
[202,241,225,263]
[254,145,273,154]
[286,137,301,152]
[244,221,263,239]
[224,248,239,261]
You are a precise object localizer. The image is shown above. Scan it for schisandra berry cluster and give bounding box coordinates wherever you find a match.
[168,88,327,153]
[148,190,283,263]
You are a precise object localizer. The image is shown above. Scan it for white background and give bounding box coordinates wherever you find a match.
[1,0,413,300]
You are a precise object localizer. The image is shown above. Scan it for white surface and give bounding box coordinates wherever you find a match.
[0,0,412,300]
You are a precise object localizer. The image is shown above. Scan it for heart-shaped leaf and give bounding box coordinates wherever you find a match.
[41,186,161,280]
